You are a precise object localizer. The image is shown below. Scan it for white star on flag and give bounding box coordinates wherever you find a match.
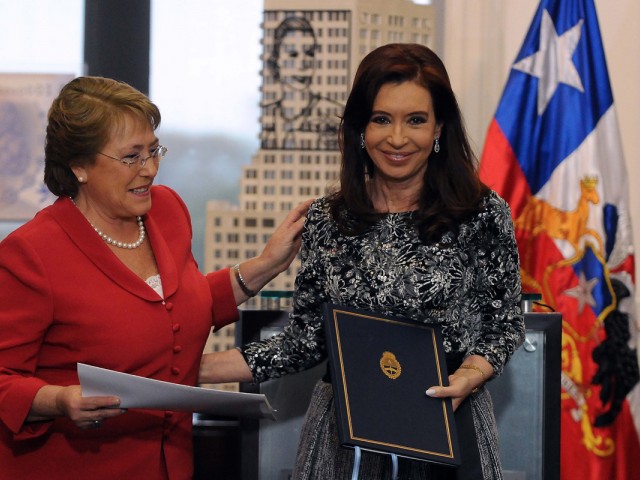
[512,9,585,115]
[564,270,598,314]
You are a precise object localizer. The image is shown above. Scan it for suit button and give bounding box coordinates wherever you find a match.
[165,302,174,311]
[172,323,181,332]
[173,345,182,354]
[171,367,180,375]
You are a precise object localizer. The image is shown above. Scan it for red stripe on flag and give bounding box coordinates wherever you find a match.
[479,119,531,218]
[610,254,636,285]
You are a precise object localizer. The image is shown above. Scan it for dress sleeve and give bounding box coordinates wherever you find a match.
[206,268,239,330]
[465,193,525,376]
[0,235,54,437]
[242,202,328,383]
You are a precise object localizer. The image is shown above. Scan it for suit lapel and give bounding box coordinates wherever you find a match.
[51,197,169,302]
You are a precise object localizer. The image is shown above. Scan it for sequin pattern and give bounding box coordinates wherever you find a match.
[244,191,525,382]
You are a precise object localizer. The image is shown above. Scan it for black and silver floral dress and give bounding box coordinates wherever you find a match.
[243,190,525,480]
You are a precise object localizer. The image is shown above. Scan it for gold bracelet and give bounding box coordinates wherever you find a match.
[459,363,486,379]
[459,364,486,380]
[459,364,486,394]
[232,263,257,297]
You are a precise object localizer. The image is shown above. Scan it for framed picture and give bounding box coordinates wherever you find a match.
[0,73,73,220]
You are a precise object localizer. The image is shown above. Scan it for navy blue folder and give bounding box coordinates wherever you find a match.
[322,303,461,466]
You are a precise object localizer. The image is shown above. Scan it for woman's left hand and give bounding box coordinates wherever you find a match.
[425,357,492,411]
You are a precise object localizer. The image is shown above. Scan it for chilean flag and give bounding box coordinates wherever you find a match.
[479,0,640,478]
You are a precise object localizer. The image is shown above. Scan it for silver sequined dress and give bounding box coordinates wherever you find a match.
[243,190,525,480]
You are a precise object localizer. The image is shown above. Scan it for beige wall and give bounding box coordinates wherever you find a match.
[440,0,640,311]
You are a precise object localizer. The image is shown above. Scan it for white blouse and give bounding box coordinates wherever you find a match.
[145,274,163,299]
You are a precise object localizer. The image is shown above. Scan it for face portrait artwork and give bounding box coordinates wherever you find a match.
[261,14,346,151]
[272,19,317,92]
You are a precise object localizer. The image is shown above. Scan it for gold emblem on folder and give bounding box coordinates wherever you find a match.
[380,351,401,379]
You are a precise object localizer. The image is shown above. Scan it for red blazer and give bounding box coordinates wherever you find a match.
[0,185,238,479]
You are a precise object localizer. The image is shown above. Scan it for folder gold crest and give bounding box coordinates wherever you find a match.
[323,303,461,466]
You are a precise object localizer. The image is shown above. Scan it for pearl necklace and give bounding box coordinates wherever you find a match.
[70,197,146,249]
[91,217,146,249]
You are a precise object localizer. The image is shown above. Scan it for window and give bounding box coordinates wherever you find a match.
[150,1,263,270]
[0,1,84,75]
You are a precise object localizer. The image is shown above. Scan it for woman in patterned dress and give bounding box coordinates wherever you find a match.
[200,43,525,480]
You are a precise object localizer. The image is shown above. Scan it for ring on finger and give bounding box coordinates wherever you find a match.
[91,419,103,429]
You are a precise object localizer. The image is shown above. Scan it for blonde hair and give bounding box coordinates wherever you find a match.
[44,76,161,197]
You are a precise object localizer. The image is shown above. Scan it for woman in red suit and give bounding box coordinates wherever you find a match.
[0,76,309,479]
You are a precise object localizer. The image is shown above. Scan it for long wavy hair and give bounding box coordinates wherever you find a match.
[328,43,489,243]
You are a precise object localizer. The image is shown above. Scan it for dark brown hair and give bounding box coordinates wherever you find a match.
[44,76,161,197]
[329,43,489,243]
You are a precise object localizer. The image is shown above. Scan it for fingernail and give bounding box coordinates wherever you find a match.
[425,388,436,396]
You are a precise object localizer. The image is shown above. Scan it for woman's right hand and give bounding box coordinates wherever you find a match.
[29,384,127,429]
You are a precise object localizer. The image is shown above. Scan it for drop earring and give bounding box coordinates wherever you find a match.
[433,137,440,154]
[360,133,365,149]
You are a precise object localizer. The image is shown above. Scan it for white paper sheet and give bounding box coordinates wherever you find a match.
[77,363,275,419]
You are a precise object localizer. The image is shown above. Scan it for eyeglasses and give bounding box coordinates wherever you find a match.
[98,145,168,168]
